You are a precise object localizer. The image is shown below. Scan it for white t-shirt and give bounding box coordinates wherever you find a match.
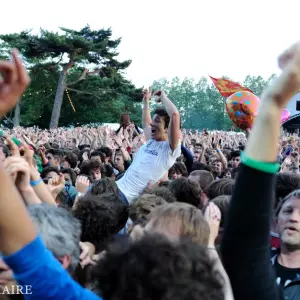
[116,139,181,203]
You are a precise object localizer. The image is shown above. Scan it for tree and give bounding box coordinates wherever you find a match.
[152,74,276,130]
[243,74,276,97]
[0,26,140,128]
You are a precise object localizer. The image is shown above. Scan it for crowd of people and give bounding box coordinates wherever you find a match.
[0,44,300,300]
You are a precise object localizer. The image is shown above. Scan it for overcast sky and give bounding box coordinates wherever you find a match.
[1,0,300,87]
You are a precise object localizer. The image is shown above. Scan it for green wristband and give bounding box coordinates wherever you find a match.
[241,152,279,174]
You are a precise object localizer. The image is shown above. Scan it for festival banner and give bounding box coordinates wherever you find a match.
[209,76,253,97]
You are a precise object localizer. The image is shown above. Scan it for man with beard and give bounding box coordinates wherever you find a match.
[273,190,300,299]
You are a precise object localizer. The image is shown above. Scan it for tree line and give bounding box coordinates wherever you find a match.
[0,26,275,130]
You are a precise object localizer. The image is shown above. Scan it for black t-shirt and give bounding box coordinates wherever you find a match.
[274,257,300,288]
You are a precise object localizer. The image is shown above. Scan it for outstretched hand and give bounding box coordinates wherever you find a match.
[0,49,30,118]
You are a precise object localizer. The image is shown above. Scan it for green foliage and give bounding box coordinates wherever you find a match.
[0,26,142,128]
[0,26,276,130]
[152,74,276,130]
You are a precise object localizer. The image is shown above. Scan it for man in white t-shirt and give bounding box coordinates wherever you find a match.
[116,87,181,203]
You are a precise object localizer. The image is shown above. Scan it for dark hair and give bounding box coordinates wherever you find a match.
[275,173,300,208]
[210,195,231,227]
[231,167,239,179]
[63,152,78,169]
[78,144,90,151]
[78,148,91,164]
[206,179,234,200]
[99,147,113,160]
[169,177,202,208]
[143,186,176,203]
[46,148,64,159]
[56,190,69,207]
[80,160,104,177]
[0,143,10,158]
[231,150,241,158]
[222,149,231,161]
[73,193,128,251]
[103,164,114,178]
[120,113,130,126]
[158,180,171,188]
[169,162,188,178]
[222,169,232,178]
[92,234,224,300]
[61,168,77,186]
[153,108,170,129]
[90,150,106,162]
[91,178,119,196]
[191,162,212,172]
[41,166,60,179]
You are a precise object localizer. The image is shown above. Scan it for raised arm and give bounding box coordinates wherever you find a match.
[221,42,300,300]
[0,49,36,255]
[142,87,152,141]
[155,91,180,151]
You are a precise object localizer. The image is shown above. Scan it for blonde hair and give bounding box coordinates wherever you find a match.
[148,202,210,246]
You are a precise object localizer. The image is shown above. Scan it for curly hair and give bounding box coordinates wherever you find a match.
[92,234,224,300]
[80,160,104,178]
[168,162,188,178]
[91,178,119,196]
[169,177,202,208]
[73,193,128,251]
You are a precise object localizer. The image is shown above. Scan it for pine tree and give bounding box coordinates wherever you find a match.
[0,25,137,128]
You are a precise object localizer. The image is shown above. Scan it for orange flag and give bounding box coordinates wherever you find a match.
[209,76,253,97]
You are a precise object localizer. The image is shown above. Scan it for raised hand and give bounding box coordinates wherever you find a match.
[4,156,31,193]
[75,175,90,194]
[263,42,300,110]
[142,86,152,102]
[113,136,122,148]
[0,50,30,118]
[47,174,65,198]
[153,90,167,103]
[204,202,221,248]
